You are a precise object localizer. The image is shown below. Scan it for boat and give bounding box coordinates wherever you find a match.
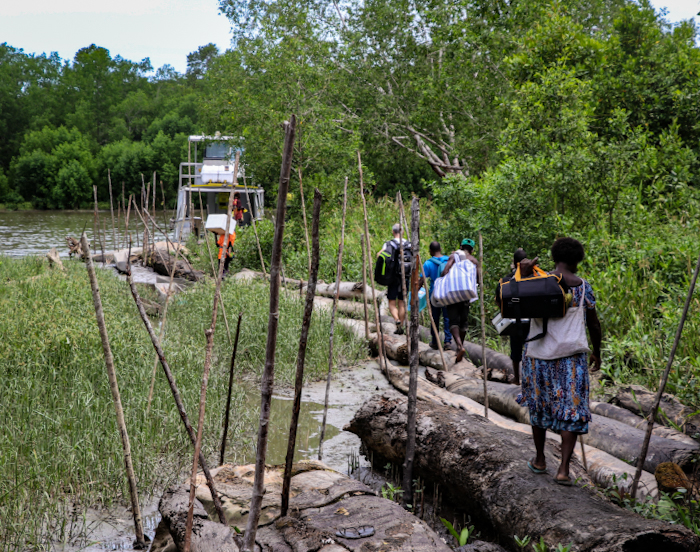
[173,133,264,241]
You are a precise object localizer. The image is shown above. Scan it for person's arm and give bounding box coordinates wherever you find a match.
[586,308,602,371]
[442,253,456,276]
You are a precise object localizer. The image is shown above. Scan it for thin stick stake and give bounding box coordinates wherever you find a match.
[397,192,410,352]
[318,177,348,461]
[402,197,420,507]
[125,257,226,525]
[361,234,370,341]
[220,312,244,466]
[282,188,322,516]
[358,152,387,372]
[298,167,312,277]
[183,151,240,552]
[631,251,700,498]
[478,233,489,418]
[81,234,146,549]
[243,175,267,277]
[579,437,588,471]
[417,254,448,370]
[243,117,296,552]
[108,170,117,251]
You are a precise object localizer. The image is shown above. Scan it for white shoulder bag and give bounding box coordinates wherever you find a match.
[526,281,590,360]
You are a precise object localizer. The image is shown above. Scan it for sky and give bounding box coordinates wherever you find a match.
[0,0,698,75]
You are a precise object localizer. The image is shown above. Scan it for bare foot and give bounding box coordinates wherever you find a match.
[455,347,465,363]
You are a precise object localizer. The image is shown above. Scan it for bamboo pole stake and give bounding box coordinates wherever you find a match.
[397,192,410,353]
[478,233,489,419]
[631,251,700,499]
[152,172,157,250]
[160,180,167,229]
[81,233,146,549]
[125,195,132,250]
[318,178,348,461]
[358,151,387,373]
[122,182,126,249]
[125,255,226,525]
[298,167,312,277]
[93,186,107,268]
[361,234,370,341]
[282,188,322,516]
[243,175,267,278]
[220,312,244,466]
[417,254,448,371]
[108,170,117,251]
[402,196,420,507]
[183,150,240,552]
[243,117,295,552]
[397,192,412,352]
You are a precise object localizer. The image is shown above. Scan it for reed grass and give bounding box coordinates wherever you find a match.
[0,254,365,550]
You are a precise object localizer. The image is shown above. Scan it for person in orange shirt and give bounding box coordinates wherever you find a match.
[217,231,236,276]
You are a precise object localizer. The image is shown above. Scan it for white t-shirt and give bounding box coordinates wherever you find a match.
[382,237,410,253]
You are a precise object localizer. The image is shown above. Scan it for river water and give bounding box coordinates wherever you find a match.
[0,210,162,257]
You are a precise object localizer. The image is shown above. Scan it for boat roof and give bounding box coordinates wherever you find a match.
[188,135,239,142]
[182,185,262,192]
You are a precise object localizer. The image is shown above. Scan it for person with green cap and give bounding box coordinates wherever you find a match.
[441,238,480,362]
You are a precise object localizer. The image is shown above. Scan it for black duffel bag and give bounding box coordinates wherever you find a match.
[499,266,567,320]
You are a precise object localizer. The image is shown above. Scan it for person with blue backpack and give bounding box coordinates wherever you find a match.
[423,241,453,351]
[375,223,412,335]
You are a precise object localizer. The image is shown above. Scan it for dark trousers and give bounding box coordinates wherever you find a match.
[429,304,452,346]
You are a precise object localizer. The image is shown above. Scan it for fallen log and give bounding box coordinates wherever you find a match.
[346,394,699,552]
[591,401,698,446]
[439,372,699,473]
[152,461,451,552]
[463,340,513,376]
[612,384,700,439]
[147,248,204,282]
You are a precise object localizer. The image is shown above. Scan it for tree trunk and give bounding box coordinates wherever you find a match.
[148,248,204,282]
[346,395,699,552]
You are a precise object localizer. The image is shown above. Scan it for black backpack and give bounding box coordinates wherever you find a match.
[375,240,412,286]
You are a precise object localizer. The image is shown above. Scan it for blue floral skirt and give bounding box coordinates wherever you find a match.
[516,345,591,434]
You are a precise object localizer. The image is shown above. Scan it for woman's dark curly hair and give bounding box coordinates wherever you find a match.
[551,237,585,266]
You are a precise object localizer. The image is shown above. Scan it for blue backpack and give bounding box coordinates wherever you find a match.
[428,256,449,279]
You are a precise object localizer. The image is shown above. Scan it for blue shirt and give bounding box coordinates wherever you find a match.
[423,255,449,296]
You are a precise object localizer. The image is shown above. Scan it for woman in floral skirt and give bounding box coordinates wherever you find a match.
[517,237,602,485]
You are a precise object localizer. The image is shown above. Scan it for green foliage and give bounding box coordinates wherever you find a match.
[514,535,532,549]
[380,482,403,502]
[440,517,475,547]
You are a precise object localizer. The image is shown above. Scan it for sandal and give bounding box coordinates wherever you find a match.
[527,459,547,474]
[554,477,573,486]
[336,526,375,539]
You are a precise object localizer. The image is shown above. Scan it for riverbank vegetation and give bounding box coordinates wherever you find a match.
[0,255,364,550]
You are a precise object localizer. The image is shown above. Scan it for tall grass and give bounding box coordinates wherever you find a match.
[0,255,364,550]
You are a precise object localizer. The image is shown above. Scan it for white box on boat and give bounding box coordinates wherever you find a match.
[205,215,236,235]
[200,164,234,184]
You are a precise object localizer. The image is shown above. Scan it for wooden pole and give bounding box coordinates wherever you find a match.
[183,150,240,552]
[361,234,370,341]
[397,192,409,353]
[281,188,322,516]
[122,182,126,249]
[108,170,117,251]
[125,195,132,249]
[243,117,296,552]
[220,312,244,466]
[358,151,387,373]
[318,177,348,461]
[579,437,588,471]
[160,180,167,229]
[93,186,106,268]
[417,254,448,371]
[125,256,226,525]
[81,234,146,549]
[402,197,420,507]
[478,233,489,419]
[631,251,700,498]
[298,167,312,278]
[243,175,267,278]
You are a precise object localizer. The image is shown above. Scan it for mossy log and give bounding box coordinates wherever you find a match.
[613,384,700,439]
[439,372,699,473]
[346,394,699,552]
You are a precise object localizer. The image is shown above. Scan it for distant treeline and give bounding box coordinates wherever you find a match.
[0,43,220,209]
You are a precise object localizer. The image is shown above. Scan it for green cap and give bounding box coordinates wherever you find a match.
[461,238,475,248]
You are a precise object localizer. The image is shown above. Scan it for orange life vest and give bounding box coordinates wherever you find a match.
[217,233,236,259]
